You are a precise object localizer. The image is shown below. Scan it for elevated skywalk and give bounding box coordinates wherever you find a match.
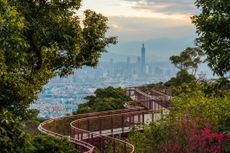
[38,86,170,153]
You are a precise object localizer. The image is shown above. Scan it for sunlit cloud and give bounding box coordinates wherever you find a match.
[109,22,137,33]
[80,0,196,21]
[106,16,196,42]
[121,0,197,15]
[79,0,197,42]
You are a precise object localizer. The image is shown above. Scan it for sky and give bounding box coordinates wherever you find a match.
[79,0,199,42]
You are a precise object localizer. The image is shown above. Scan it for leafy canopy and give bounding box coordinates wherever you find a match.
[169,91,230,132]
[0,108,80,153]
[164,70,196,88]
[128,87,230,153]
[0,109,30,153]
[169,47,204,75]
[77,87,131,114]
[192,0,230,76]
[30,135,79,153]
[0,0,116,118]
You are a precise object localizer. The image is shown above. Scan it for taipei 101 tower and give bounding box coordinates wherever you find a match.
[141,43,146,73]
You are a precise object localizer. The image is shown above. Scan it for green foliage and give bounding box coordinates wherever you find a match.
[167,47,202,89]
[192,0,230,76]
[0,109,30,153]
[0,0,116,118]
[170,91,230,132]
[26,109,46,122]
[22,109,46,136]
[203,77,230,97]
[164,70,196,87]
[141,82,167,94]
[29,135,79,153]
[168,81,203,96]
[23,120,41,136]
[128,121,170,153]
[0,109,79,153]
[77,87,131,114]
[167,77,230,97]
[128,83,230,152]
[169,47,204,74]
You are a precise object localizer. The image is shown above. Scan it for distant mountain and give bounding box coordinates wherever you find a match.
[101,36,196,63]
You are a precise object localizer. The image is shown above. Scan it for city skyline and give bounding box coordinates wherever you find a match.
[77,0,199,67]
[33,1,212,118]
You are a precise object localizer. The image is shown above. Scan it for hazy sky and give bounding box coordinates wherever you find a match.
[79,0,198,42]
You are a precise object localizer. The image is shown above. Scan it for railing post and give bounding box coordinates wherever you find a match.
[128,115,131,127]
[70,126,73,138]
[99,117,102,134]
[123,143,127,153]
[121,114,124,134]
[73,127,76,139]
[157,100,159,112]
[111,115,113,136]
[138,113,140,123]
[87,119,90,139]
[77,121,80,140]
[150,99,153,109]
[100,137,104,153]
[63,117,66,135]
[142,112,145,124]
[152,112,154,122]
[91,134,94,146]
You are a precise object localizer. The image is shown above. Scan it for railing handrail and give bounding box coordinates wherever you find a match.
[71,109,160,125]
[38,123,95,153]
[38,86,170,153]
[38,107,146,153]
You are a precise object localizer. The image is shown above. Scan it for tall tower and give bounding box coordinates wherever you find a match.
[141,43,146,73]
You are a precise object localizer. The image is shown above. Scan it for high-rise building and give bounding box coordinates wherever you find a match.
[141,43,146,73]
[137,56,141,65]
[127,56,130,64]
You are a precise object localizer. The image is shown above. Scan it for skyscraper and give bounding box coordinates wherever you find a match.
[141,43,146,73]
[127,56,130,64]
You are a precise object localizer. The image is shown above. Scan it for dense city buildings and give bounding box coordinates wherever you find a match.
[32,44,176,118]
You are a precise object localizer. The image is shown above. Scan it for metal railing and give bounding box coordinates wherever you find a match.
[38,86,170,153]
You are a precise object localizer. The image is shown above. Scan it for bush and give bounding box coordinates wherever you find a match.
[128,89,230,152]
[161,118,230,153]
[0,109,30,153]
[170,91,230,132]
[30,135,79,153]
[164,70,196,87]
[77,86,131,114]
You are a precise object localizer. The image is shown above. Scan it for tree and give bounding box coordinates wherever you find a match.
[0,0,116,118]
[128,89,230,153]
[30,135,79,153]
[77,87,131,114]
[170,47,204,75]
[164,70,196,87]
[170,91,230,132]
[192,0,230,77]
[0,109,30,153]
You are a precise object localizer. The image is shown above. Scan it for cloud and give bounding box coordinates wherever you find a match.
[107,16,196,42]
[121,0,198,15]
[109,22,137,32]
[80,0,197,43]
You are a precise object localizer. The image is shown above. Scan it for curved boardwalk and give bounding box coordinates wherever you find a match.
[38,86,170,153]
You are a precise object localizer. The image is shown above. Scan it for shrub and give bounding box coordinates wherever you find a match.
[30,135,79,153]
[0,109,30,153]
